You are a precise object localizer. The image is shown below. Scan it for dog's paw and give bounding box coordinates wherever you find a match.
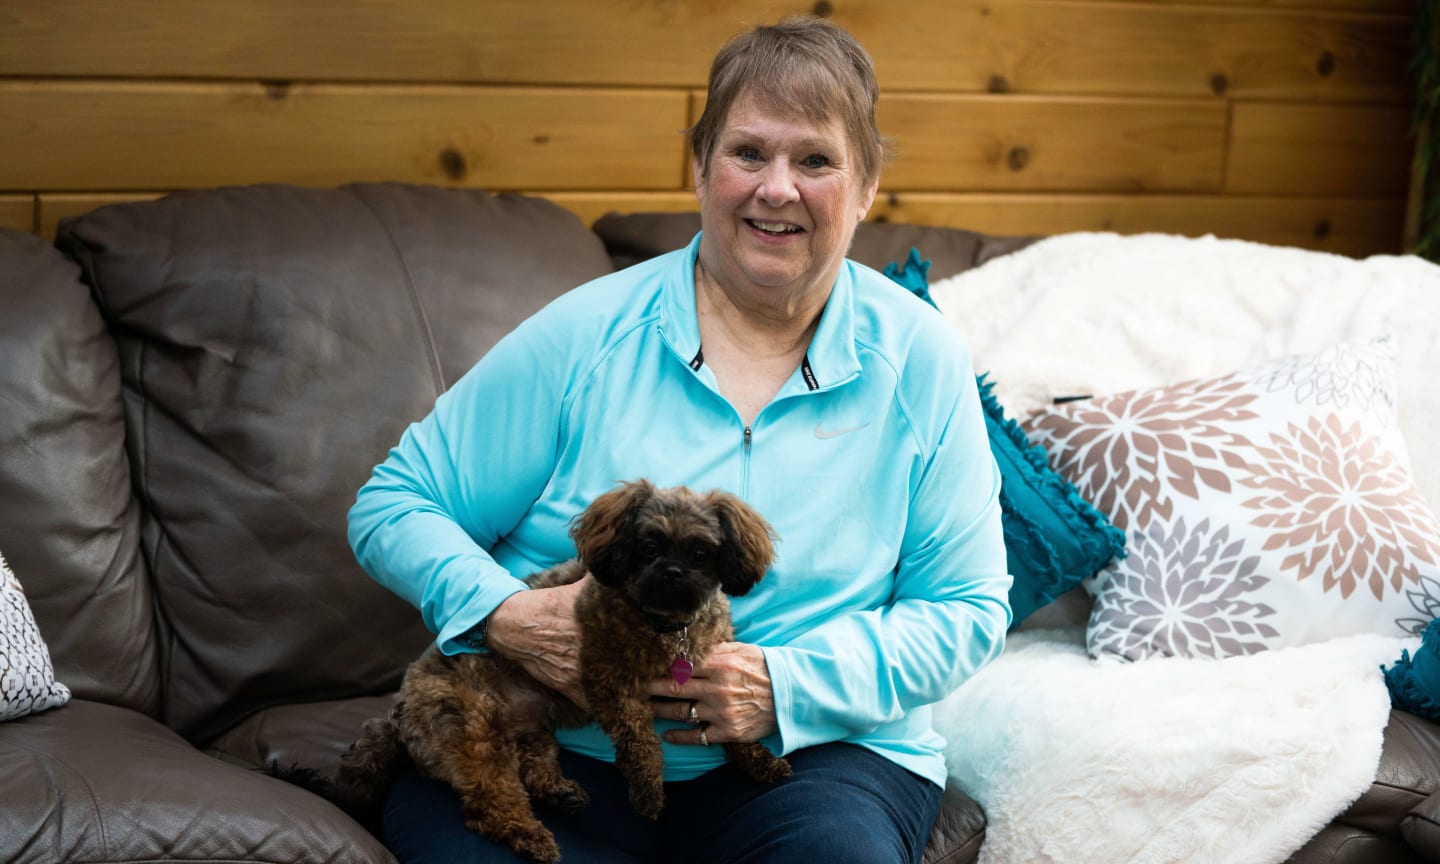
[629,782,665,820]
[724,742,793,785]
[514,833,563,864]
[470,819,562,864]
[538,780,590,814]
[754,755,793,784]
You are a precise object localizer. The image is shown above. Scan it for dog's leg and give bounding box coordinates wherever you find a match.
[517,730,589,814]
[403,692,564,864]
[327,715,411,828]
[723,741,793,785]
[446,737,564,864]
[590,692,667,819]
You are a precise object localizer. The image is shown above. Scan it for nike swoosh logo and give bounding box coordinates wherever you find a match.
[814,422,870,439]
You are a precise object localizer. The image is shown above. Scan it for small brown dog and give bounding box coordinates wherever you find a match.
[298,480,791,863]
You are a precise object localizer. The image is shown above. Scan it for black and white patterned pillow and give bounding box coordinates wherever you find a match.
[1,548,71,721]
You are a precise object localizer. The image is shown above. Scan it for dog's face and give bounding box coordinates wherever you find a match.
[570,480,776,624]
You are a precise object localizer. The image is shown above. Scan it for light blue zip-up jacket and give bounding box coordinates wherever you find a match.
[348,233,1012,786]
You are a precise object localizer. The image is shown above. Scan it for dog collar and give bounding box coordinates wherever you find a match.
[644,612,692,634]
[669,626,694,685]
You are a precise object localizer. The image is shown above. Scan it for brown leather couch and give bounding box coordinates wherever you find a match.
[0,182,1435,864]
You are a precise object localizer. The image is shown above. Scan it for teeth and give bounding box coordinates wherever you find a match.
[751,220,800,235]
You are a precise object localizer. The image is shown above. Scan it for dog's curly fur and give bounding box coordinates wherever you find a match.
[284,480,791,863]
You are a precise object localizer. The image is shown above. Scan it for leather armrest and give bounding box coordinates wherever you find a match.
[0,699,395,864]
[923,781,986,864]
[1403,791,1440,861]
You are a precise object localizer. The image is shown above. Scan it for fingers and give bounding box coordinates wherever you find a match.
[656,645,778,746]
[672,699,700,725]
[659,698,701,725]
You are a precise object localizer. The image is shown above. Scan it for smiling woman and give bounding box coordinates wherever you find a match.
[347,16,1012,864]
[689,20,883,428]
[691,90,878,426]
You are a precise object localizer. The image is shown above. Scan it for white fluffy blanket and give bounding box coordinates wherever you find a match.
[928,232,1440,506]
[934,627,1414,864]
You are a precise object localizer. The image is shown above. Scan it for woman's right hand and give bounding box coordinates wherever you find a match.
[483,577,589,709]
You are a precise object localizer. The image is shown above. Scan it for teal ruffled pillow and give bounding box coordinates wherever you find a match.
[883,247,936,309]
[885,248,1127,625]
[1384,617,1440,720]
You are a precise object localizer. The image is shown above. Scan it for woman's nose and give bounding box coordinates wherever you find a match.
[755,161,800,207]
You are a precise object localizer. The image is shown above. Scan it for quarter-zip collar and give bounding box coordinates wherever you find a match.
[659,233,863,392]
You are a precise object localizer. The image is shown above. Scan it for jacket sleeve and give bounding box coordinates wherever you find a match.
[346,315,569,653]
[762,340,1013,752]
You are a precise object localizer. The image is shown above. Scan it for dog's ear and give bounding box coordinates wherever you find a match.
[571,479,654,588]
[707,491,776,596]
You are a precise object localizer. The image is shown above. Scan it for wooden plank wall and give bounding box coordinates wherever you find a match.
[0,0,1416,257]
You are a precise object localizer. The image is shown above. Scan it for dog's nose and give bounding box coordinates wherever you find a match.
[662,563,685,581]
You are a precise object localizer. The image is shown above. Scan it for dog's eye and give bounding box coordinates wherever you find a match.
[690,548,710,564]
[640,540,660,558]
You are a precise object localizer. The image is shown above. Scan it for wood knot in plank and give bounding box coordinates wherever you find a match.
[439,148,468,181]
[1316,51,1335,77]
[1209,74,1228,96]
[812,1,833,17]
[987,75,1010,93]
[1007,146,1029,172]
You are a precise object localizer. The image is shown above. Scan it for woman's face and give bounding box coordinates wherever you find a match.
[694,88,879,316]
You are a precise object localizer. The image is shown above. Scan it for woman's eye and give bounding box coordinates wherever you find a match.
[736,146,762,162]
[802,154,830,170]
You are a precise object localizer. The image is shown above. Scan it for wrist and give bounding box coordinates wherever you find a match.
[455,615,490,651]
[458,589,526,654]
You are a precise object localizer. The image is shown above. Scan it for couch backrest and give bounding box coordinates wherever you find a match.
[593,211,1036,279]
[0,229,162,717]
[54,183,617,742]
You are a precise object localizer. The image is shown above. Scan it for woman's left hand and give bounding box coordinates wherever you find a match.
[648,641,779,746]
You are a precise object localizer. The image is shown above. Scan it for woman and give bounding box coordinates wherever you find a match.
[348,16,1011,863]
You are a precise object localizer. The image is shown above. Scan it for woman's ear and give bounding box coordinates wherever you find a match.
[693,157,708,205]
[571,480,655,587]
[856,175,880,222]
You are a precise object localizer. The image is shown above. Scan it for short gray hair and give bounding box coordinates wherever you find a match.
[689,17,887,188]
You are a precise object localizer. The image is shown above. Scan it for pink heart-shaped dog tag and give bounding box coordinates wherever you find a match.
[670,656,694,685]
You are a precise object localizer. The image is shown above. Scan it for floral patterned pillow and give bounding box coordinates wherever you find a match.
[1,548,71,721]
[1024,339,1440,662]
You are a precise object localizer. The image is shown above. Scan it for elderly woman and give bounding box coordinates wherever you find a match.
[349,15,1011,864]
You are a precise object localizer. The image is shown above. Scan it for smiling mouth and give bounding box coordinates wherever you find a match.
[746,219,803,236]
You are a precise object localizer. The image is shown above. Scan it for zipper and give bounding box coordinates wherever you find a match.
[741,425,753,497]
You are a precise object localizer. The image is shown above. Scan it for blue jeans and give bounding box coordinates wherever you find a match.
[382,742,942,864]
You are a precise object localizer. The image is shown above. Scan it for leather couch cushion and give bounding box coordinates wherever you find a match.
[55,184,616,742]
[0,229,159,716]
[1285,823,1427,864]
[1339,710,1440,835]
[924,783,986,864]
[1402,789,1440,860]
[0,698,393,864]
[592,210,1035,281]
[207,693,394,773]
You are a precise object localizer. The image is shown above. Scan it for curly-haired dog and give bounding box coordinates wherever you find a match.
[288,480,791,863]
